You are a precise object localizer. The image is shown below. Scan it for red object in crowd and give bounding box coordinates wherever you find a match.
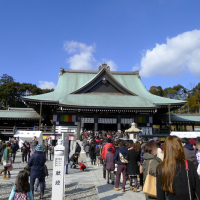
[102,143,115,160]
[95,139,103,144]
[79,162,86,170]
[161,145,164,151]
[190,138,196,145]
[84,132,89,137]
[107,135,112,138]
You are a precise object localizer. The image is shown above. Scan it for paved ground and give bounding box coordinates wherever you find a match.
[0,141,145,200]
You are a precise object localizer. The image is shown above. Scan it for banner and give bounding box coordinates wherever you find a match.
[81,118,94,123]
[121,118,134,124]
[98,118,117,124]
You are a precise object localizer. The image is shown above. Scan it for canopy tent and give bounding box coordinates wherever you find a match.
[14,131,43,147]
[170,131,200,139]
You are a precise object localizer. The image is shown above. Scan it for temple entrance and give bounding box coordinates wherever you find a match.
[98,124,117,131]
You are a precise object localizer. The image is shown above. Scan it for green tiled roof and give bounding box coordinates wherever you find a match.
[22,68,186,108]
[155,114,200,122]
[0,109,40,119]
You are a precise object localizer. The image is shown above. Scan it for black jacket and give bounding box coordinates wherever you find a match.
[75,144,81,153]
[70,154,78,164]
[126,150,140,175]
[21,146,27,154]
[11,143,19,153]
[0,143,4,155]
[157,160,200,200]
[90,145,96,160]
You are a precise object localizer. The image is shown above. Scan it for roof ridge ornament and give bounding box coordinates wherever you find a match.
[99,63,110,71]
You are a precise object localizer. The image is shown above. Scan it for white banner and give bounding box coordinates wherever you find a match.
[121,118,134,124]
[98,118,117,124]
[140,127,152,135]
[81,118,94,123]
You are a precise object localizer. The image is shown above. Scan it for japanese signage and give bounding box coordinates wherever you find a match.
[98,118,117,124]
[81,118,94,123]
[121,118,134,124]
[140,127,152,135]
[52,155,65,200]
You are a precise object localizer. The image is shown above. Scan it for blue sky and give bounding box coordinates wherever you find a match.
[0,0,200,90]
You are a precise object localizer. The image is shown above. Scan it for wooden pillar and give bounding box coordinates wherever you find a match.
[117,115,121,131]
[94,115,98,132]
[77,114,81,140]
[192,124,195,131]
[176,124,178,131]
[184,124,187,131]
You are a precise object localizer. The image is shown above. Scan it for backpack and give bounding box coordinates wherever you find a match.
[14,192,29,200]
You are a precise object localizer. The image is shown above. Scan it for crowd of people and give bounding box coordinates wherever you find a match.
[80,130,200,199]
[0,136,54,199]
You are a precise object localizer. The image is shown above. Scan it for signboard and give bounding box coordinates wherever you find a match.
[55,126,77,133]
[81,118,94,123]
[98,118,117,124]
[140,127,152,135]
[121,118,134,124]
[62,133,69,164]
[52,156,65,200]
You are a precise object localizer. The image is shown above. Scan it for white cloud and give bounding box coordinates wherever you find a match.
[63,41,118,71]
[38,81,56,89]
[63,41,96,70]
[139,29,200,77]
[132,65,140,71]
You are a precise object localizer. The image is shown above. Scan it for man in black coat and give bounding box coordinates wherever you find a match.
[70,153,78,168]
[11,140,19,163]
[75,142,81,156]
[181,138,198,169]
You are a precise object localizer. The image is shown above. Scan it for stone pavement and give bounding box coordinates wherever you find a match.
[0,141,145,200]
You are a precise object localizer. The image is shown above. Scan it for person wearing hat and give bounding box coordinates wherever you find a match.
[181,138,198,169]
[28,144,46,199]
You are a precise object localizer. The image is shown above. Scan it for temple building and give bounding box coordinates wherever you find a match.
[20,63,187,139]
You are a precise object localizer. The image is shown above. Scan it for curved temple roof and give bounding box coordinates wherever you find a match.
[22,66,186,109]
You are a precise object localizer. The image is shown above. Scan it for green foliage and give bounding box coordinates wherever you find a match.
[0,74,54,109]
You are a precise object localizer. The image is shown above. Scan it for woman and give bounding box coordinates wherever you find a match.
[114,140,128,192]
[21,143,27,163]
[126,142,140,192]
[95,145,101,166]
[0,142,12,180]
[90,143,96,165]
[28,144,46,199]
[143,140,161,200]
[9,170,33,200]
[157,136,200,200]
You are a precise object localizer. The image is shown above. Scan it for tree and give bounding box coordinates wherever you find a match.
[0,74,14,85]
[149,86,163,96]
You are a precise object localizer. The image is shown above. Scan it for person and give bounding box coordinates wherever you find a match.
[126,142,140,192]
[102,138,115,179]
[79,162,86,171]
[27,143,31,161]
[35,164,48,191]
[0,140,4,163]
[28,144,46,199]
[196,139,200,165]
[104,147,115,185]
[11,140,19,163]
[49,144,54,161]
[21,143,28,163]
[8,170,33,200]
[181,138,198,169]
[157,136,200,200]
[44,144,48,160]
[82,137,88,151]
[156,140,163,161]
[90,143,96,165]
[95,145,101,166]
[70,153,78,168]
[75,142,81,156]
[85,143,90,157]
[30,141,37,156]
[143,140,162,200]
[114,140,128,192]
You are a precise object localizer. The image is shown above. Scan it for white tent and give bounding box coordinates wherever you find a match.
[14,131,43,147]
[170,131,200,139]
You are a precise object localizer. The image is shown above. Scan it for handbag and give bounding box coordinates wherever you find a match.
[3,160,11,167]
[119,150,128,164]
[143,160,157,198]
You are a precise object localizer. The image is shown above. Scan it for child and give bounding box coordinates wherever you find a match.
[9,170,33,200]
[104,147,115,185]
[79,162,86,171]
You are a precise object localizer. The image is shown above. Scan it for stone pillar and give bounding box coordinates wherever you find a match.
[94,115,98,132]
[117,115,121,131]
[77,114,81,140]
